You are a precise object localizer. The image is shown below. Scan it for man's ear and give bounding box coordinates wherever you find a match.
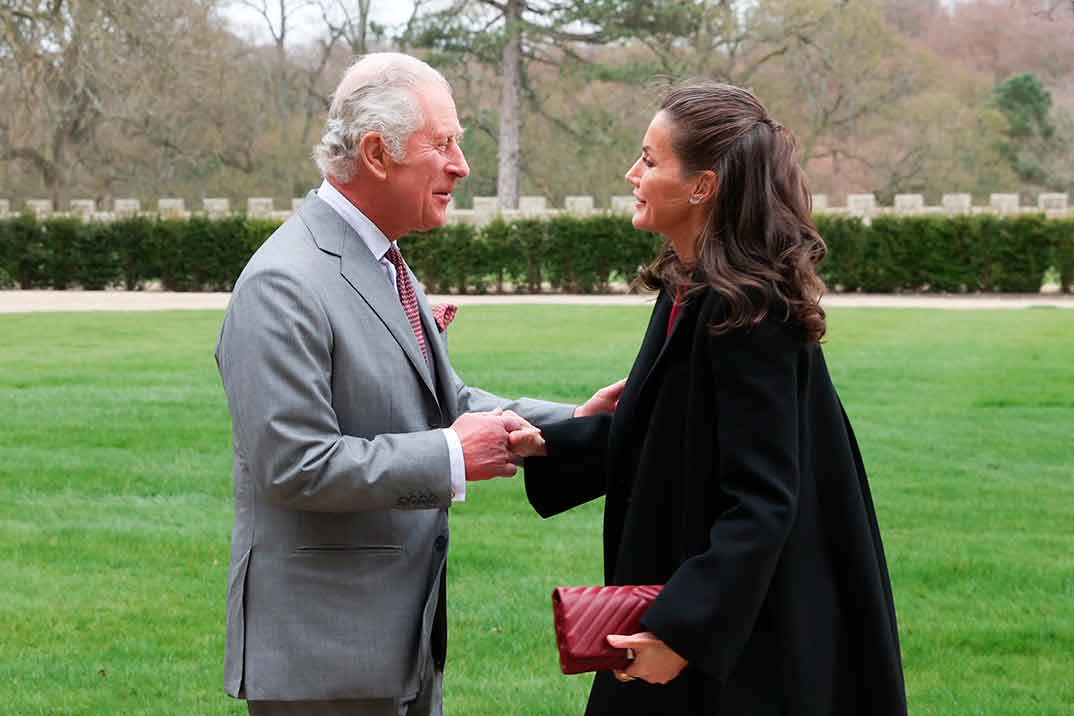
[358,132,390,181]
[693,170,717,204]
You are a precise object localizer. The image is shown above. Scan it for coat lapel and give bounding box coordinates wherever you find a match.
[609,286,700,483]
[297,193,438,402]
[637,287,695,398]
[609,289,673,463]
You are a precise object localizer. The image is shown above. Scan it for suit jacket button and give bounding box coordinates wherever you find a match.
[434,535,448,551]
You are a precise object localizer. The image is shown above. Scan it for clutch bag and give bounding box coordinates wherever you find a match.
[551,585,663,675]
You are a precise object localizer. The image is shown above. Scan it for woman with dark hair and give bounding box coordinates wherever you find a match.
[513,82,907,715]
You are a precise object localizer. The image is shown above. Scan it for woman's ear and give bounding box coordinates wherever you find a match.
[692,170,717,204]
[358,132,390,181]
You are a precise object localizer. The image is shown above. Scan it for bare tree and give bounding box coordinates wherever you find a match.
[497,0,523,207]
[1029,0,1074,23]
[627,0,833,87]
[774,2,919,165]
[408,0,692,208]
[302,0,385,140]
[317,0,374,55]
[1,1,236,205]
[235,0,409,155]
[0,0,277,204]
[231,0,314,144]
[0,1,112,206]
[108,23,270,191]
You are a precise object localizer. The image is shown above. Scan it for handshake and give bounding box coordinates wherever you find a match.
[451,379,626,482]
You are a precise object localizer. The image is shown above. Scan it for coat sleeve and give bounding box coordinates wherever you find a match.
[640,318,802,680]
[522,414,612,518]
[216,268,453,512]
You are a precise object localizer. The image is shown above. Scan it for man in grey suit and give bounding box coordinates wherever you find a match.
[215,53,621,715]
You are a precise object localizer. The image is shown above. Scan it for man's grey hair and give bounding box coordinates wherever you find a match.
[312,53,452,183]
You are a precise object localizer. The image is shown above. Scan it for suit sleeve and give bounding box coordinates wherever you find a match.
[452,367,577,428]
[216,268,453,512]
[640,319,802,679]
[523,414,611,518]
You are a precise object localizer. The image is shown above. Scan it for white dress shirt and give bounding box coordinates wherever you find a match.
[317,179,467,502]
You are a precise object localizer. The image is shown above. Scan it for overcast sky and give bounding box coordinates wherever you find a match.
[221,1,421,45]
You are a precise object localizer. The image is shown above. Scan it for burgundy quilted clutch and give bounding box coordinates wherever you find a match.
[551,585,663,675]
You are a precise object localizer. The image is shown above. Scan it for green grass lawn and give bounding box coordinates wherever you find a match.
[1,306,1072,715]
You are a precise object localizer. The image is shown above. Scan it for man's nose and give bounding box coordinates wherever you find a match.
[448,144,470,179]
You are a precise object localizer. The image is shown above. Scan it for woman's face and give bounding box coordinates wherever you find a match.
[625,111,705,248]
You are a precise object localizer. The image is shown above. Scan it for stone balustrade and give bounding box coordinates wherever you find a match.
[846,193,877,215]
[564,195,594,213]
[113,198,141,216]
[203,198,230,217]
[69,199,96,218]
[25,199,54,217]
[991,194,1020,214]
[247,197,275,217]
[0,192,1070,226]
[822,192,1071,224]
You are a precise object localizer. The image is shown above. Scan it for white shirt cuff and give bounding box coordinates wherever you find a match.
[442,428,466,502]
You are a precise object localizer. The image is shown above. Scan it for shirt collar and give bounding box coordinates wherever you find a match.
[316,178,394,261]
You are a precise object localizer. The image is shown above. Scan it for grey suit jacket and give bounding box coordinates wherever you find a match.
[215,192,575,701]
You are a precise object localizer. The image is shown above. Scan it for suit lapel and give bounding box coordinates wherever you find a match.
[413,278,453,418]
[298,194,438,401]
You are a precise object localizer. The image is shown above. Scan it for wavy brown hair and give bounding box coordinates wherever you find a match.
[638,82,828,342]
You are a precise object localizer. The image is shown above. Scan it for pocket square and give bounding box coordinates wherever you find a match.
[432,303,458,333]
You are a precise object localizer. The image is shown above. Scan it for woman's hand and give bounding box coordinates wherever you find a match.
[606,631,687,685]
[575,378,628,418]
[507,426,546,458]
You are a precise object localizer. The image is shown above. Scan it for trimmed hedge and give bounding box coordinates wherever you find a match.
[0,212,1071,294]
[1052,220,1074,294]
[812,214,1072,293]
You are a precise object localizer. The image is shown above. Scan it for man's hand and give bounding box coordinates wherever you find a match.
[606,632,687,685]
[452,411,519,481]
[574,378,628,418]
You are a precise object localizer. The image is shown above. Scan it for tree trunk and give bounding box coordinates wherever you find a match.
[48,130,68,210]
[497,0,523,209]
[275,0,291,145]
[357,0,371,54]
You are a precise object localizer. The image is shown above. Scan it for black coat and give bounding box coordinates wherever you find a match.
[525,287,907,715]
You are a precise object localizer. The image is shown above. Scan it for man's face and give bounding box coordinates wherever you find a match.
[384,84,469,235]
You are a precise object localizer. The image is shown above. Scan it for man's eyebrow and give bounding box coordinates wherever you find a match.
[642,145,653,155]
[434,128,465,141]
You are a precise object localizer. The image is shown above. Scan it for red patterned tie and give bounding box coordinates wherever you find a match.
[385,245,429,362]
